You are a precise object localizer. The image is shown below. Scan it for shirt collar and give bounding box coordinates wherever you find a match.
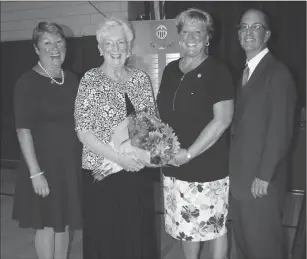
[246,48,269,79]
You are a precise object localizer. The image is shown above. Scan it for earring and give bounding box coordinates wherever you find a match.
[205,42,210,47]
[99,52,103,56]
[179,41,183,47]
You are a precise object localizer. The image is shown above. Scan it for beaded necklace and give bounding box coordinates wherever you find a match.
[38,61,64,85]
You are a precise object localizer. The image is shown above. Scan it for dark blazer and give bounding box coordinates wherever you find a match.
[229,52,297,200]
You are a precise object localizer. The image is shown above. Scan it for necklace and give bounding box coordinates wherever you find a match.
[38,61,64,85]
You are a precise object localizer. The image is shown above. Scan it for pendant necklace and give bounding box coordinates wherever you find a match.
[38,61,64,85]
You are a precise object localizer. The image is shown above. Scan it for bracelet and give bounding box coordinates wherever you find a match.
[30,172,44,179]
[186,149,192,161]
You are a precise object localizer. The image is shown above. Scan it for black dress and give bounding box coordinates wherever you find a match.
[12,69,82,232]
[78,68,158,259]
[82,169,158,259]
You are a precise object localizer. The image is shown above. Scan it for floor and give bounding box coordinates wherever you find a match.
[1,168,303,259]
[0,168,210,259]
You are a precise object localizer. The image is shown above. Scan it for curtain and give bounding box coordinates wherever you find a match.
[0,40,37,161]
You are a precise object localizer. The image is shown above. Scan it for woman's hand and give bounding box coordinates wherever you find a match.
[171,148,190,167]
[31,174,50,198]
[118,153,145,172]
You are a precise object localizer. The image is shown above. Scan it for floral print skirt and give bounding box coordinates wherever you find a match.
[163,175,229,242]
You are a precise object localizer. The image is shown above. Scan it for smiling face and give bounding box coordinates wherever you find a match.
[238,10,271,60]
[98,25,129,68]
[179,20,209,58]
[35,32,66,69]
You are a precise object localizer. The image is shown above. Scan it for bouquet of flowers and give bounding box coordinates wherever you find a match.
[92,110,180,181]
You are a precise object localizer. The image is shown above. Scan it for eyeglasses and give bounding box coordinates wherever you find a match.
[102,40,127,51]
[238,23,267,32]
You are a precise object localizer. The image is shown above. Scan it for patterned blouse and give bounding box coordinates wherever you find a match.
[74,67,156,170]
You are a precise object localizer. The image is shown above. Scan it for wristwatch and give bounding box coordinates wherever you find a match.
[186,149,192,160]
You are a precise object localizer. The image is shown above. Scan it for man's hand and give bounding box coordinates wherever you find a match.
[251,178,269,199]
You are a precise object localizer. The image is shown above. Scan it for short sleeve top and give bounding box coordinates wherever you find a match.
[14,69,79,130]
[74,67,156,170]
[157,56,234,182]
[13,69,81,174]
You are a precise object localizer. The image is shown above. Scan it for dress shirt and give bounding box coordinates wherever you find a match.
[246,48,269,80]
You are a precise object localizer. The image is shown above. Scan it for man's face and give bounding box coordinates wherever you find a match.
[238,10,271,59]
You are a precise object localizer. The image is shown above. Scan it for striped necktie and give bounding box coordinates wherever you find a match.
[242,64,250,86]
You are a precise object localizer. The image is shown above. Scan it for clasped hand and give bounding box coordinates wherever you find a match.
[251,177,269,199]
[97,152,144,174]
[120,152,145,172]
[169,148,190,167]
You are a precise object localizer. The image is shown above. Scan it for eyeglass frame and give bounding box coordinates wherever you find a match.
[101,39,128,51]
[238,23,268,32]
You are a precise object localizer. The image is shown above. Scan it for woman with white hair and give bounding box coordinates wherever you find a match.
[74,17,158,259]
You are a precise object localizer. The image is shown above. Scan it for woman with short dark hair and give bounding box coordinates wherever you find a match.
[12,21,82,259]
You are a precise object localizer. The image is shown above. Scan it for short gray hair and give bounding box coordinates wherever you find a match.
[175,8,214,39]
[96,17,134,46]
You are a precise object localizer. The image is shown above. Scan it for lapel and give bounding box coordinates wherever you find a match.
[236,52,274,103]
[232,53,275,131]
[243,52,273,89]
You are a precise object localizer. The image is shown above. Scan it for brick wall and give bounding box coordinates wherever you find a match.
[0,1,129,41]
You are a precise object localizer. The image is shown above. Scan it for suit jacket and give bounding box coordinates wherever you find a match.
[229,52,297,200]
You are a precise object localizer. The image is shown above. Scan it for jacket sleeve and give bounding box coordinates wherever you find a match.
[258,67,297,182]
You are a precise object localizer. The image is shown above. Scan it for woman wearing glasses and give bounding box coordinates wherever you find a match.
[74,17,158,259]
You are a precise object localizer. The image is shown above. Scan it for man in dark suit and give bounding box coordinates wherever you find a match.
[229,9,297,259]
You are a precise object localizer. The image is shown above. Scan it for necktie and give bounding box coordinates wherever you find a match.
[242,64,250,86]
